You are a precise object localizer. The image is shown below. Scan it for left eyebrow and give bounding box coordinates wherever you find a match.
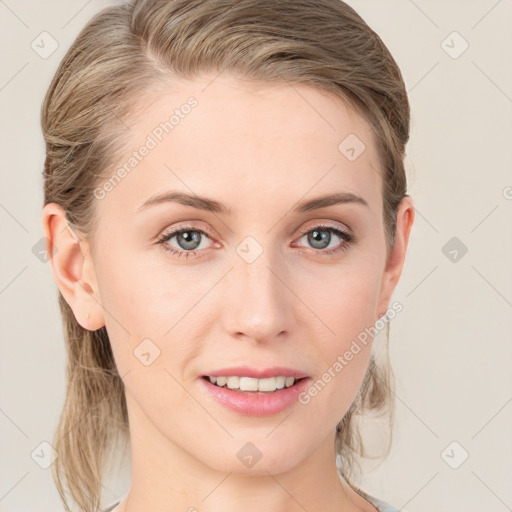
[135,190,369,215]
[294,192,369,212]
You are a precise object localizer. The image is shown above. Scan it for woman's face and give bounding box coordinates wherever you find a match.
[70,74,413,475]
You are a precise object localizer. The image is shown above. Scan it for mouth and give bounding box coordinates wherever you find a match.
[199,371,311,416]
[201,375,308,393]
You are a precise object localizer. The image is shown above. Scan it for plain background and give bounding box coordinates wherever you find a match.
[1,1,511,511]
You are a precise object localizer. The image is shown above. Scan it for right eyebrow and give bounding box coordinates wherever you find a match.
[136,191,230,215]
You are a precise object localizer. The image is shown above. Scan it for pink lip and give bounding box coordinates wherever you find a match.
[198,375,311,417]
[203,366,309,379]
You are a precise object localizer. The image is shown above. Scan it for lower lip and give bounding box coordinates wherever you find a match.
[199,376,311,417]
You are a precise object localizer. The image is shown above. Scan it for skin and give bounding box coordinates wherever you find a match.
[43,74,414,512]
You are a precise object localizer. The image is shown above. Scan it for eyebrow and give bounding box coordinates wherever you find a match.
[136,190,369,214]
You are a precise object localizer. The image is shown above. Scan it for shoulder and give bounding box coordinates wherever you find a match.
[357,489,402,512]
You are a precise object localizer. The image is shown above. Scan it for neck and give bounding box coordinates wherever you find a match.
[115,392,376,512]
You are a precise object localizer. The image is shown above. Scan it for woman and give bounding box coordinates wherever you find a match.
[41,1,415,511]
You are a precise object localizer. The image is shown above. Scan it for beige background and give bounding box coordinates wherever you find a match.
[1,1,511,511]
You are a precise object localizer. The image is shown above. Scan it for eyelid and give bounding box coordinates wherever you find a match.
[296,220,352,238]
[158,221,216,241]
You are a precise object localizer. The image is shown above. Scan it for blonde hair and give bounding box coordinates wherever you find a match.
[41,1,410,510]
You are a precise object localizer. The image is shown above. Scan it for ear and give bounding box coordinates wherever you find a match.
[376,196,415,318]
[42,203,105,331]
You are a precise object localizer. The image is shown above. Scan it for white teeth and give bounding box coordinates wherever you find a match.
[226,376,240,389]
[239,376,259,391]
[258,377,278,392]
[275,376,286,389]
[207,375,299,392]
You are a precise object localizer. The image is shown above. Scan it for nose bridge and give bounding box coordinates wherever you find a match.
[223,239,293,341]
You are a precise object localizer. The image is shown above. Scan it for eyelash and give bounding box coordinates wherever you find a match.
[157,224,355,259]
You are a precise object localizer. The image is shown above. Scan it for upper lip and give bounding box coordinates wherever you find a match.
[203,366,309,379]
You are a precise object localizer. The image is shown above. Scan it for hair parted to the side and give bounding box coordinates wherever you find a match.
[41,1,410,510]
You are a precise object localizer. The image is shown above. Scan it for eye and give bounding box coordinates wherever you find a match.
[294,224,354,255]
[157,226,214,259]
[157,223,355,259]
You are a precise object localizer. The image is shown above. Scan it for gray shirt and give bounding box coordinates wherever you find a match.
[362,491,401,512]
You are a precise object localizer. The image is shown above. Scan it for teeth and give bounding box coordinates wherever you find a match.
[258,377,280,392]
[275,376,286,389]
[240,376,259,391]
[226,376,239,389]
[208,375,299,392]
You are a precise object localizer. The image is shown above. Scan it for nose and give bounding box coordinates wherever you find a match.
[221,247,296,344]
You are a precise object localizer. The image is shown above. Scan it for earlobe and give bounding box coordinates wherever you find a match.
[42,203,105,331]
[377,196,415,318]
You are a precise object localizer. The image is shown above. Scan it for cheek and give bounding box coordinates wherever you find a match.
[295,258,381,411]
[94,244,210,374]
[95,243,184,333]
[298,259,382,348]
[94,251,198,416]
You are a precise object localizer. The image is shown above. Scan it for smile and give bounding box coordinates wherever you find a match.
[205,375,305,392]
[199,375,311,416]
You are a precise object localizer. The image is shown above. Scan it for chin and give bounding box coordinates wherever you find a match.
[195,436,308,476]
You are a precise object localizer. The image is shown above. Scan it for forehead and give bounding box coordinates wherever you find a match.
[98,74,383,216]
